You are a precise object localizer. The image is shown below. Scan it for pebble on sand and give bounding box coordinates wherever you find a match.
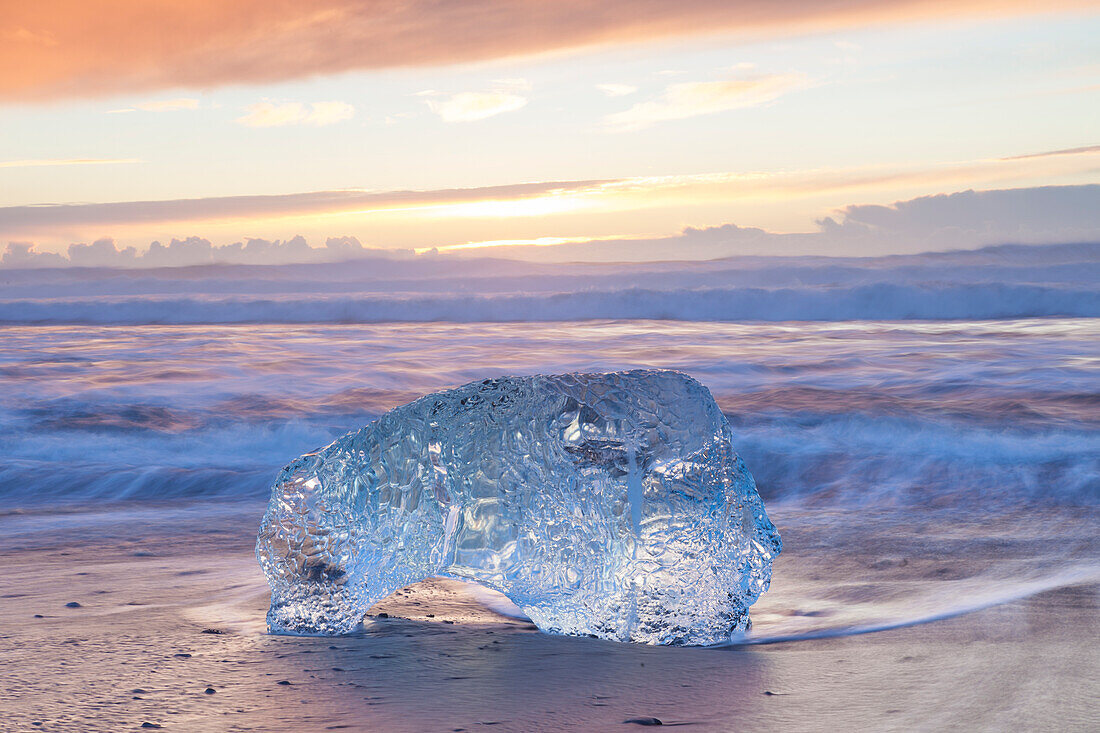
[623,718,663,726]
[64,602,81,608]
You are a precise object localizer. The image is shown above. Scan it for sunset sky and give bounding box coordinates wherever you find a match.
[2,1,1098,264]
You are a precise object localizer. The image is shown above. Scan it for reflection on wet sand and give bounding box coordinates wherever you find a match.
[2,503,1096,731]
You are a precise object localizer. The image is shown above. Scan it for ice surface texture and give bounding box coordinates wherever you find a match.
[256,370,781,645]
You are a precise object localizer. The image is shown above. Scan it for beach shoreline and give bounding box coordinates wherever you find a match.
[3,503,1097,732]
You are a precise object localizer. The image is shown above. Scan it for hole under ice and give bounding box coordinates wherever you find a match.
[256,370,781,646]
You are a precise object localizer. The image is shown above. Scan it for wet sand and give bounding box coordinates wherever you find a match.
[2,503,1098,732]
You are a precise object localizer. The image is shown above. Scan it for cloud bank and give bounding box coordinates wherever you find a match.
[3,1,1092,101]
[1,236,396,270]
[491,185,1100,261]
[4,184,1097,268]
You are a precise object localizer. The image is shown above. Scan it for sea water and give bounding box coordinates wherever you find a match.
[2,316,1098,641]
[2,318,1096,510]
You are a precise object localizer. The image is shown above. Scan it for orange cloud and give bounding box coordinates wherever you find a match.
[3,1,1093,102]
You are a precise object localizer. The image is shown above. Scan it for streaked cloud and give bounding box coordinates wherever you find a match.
[0,158,139,169]
[605,74,808,130]
[3,1,1090,101]
[1002,144,1100,160]
[236,101,355,127]
[0,180,612,231]
[596,83,638,97]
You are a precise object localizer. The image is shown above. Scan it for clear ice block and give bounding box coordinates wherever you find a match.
[256,370,780,645]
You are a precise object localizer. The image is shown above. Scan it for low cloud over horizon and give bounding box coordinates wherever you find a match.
[3,142,1096,247]
[5,184,1098,269]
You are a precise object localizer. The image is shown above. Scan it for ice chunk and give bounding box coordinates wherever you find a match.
[256,370,781,645]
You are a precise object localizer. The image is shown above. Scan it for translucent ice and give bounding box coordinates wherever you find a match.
[256,370,781,645]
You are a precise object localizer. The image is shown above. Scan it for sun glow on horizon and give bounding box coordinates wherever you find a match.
[417,233,642,254]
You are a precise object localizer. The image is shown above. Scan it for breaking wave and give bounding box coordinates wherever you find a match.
[2,317,1097,509]
[2,283,1097,325]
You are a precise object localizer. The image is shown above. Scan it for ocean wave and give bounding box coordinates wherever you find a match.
[3,317,1096,509]
[3,407,1095,508]
[2,283,1098,324]
[736,413,1100,506]
[0,461,273,506]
